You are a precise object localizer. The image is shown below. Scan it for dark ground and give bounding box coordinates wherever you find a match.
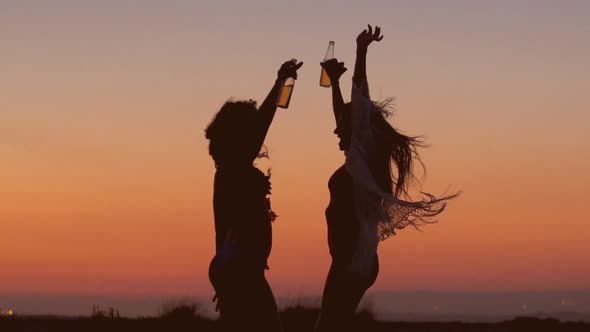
[1,307,589,332]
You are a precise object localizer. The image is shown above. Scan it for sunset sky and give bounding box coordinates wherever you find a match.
[1,0,589,304]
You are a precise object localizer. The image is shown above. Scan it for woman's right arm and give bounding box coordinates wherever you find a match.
[248,60,303,161]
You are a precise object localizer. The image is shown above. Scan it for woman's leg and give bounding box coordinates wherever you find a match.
[348,254,380,316]
[209,256,236,328]
[317,263,360,331]
[315,256,379,332]
[315,262,350,331]
[249,270,283,332]
[210,258,281,332]
[226,268,281,332]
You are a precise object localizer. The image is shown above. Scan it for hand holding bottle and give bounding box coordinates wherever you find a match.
[277,59,303,81]
[320,58,347,83]
[320,41,335,87]
[276,59,303,109]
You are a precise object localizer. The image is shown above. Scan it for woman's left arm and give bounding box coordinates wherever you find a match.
[353,25,383,98]
[347,25,386,195]
[350,25,384,140]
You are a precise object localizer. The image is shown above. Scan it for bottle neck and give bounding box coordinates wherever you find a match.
[282,77,295,86]
[324,42,334,61]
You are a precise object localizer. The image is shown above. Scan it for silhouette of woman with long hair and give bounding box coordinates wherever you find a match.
[315,25,458,331]
[205,60,303,332]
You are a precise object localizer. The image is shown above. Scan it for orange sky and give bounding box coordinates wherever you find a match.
[1,1,589,297]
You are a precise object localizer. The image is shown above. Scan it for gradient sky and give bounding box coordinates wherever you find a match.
[1,0,589,301]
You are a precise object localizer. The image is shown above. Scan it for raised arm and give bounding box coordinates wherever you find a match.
[321,59,347,123]
[252,60,303,156]
[347,25,385,160]
[353,25,383,97]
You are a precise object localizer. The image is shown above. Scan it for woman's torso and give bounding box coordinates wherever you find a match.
[325,165,360,265]
[213,166,272,268]
[326,165,380,286]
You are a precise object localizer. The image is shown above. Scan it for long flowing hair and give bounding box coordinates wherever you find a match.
[370,98,426,198]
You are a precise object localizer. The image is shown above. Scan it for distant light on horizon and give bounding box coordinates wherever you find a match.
[0,309,15,316]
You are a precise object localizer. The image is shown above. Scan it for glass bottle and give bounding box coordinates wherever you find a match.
[277,59,297,109]
[320,41,335,87]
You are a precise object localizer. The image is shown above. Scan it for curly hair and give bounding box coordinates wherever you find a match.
[205,99,268,167]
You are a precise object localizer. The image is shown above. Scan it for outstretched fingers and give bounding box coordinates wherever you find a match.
[374,26,384,41]
[357,24,384,47]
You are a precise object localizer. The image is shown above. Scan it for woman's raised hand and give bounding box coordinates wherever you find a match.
[320,58,347,82]
[277,60,304,80]
[356,25,384,50]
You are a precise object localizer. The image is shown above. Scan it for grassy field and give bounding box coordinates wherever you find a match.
[1,306,589,332]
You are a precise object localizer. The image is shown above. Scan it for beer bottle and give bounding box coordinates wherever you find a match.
[277,59,297,109]
[320,41,335,87]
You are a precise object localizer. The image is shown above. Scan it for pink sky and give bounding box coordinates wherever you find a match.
[1,1,589,298]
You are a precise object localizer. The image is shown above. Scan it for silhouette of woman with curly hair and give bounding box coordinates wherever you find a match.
[205,60,303,332]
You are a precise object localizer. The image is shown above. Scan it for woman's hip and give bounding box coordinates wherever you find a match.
[329,254,379,289]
